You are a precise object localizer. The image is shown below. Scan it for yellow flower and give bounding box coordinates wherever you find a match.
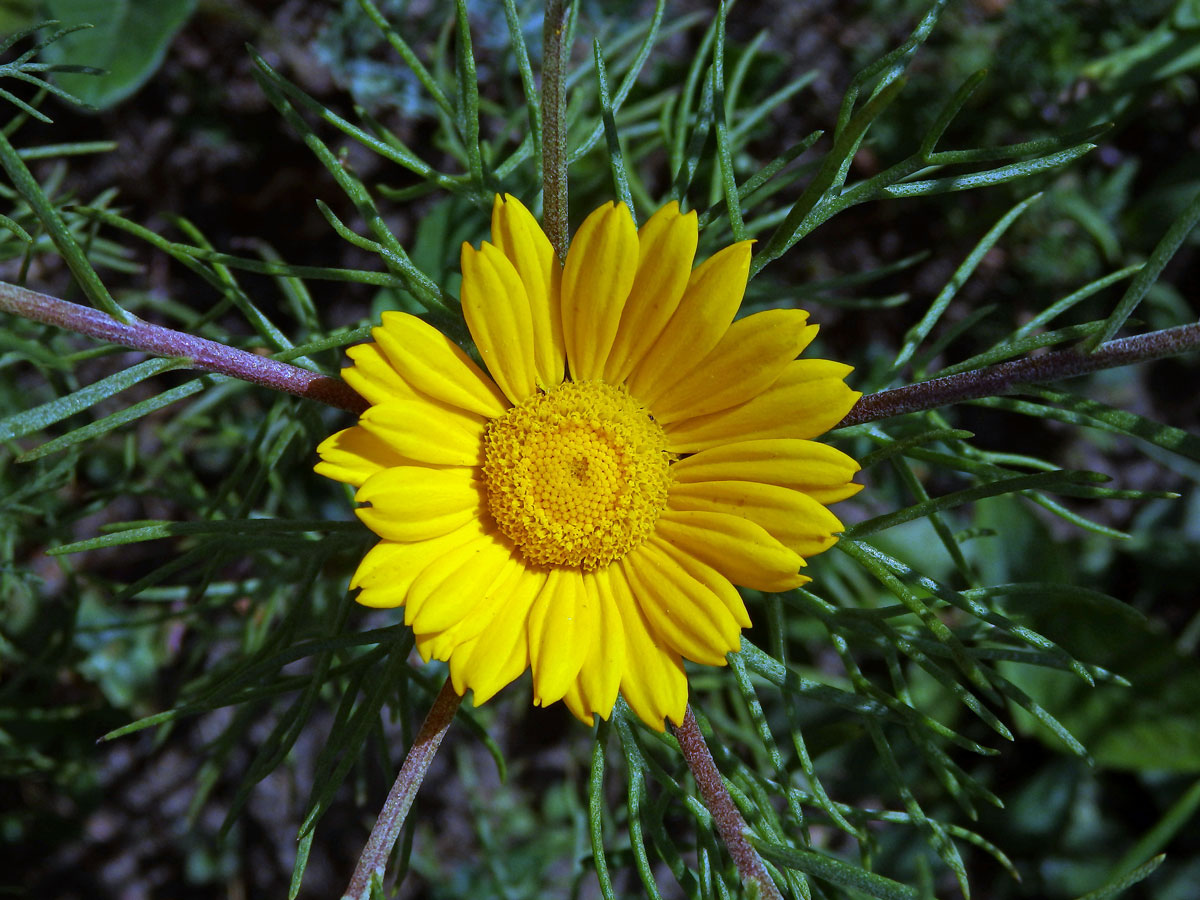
[316,195,862,730]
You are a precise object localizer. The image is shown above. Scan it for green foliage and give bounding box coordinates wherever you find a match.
[38,0,197,109]
[1,3,1199,899]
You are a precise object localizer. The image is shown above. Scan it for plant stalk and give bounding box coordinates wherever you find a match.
[839,321,1200,427]
[0,280,367,415]
[4,281,1199,430]
[342,677,462,900]
[542,0,570,260]
[672,706,783,900]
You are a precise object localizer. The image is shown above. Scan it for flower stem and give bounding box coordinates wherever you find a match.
[671,706,783,900]
[6,278,1199,431]
[542,0,570,260]
[839,321,1200,427]
[342,677,462,900]
[0,280,367,415]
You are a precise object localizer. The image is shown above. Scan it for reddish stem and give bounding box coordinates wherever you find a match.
[672,706,783,900]
[0,280,367,415]
[541,0,570,260]
[342,678,462,900]
[839,321,1200,427]
[4,284,1199,434]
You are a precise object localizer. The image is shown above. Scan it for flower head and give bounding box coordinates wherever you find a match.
[317,195,861,730]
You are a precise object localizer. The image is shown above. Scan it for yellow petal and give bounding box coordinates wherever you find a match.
[565,570,625,723]
[648,534,751,629]
[654,509,809,593]
[315,425,410,487]
[650,310,819,423]
[527,568,594,706]
[359,397,485,467]
[664,359,860,453]
[351,521,487,609]
[491,194,564,387]
[418,552,527,658]
[447,567,546,704]
[560,202,639,381]
[461,241,539,404]
[371,311,508,417]
[560,681,593,726]
[355,466,482,541]
[626,241,751,403]
[607,562,687,730]
[623,542,741,665]
[669,480,845,558]
[602,203,698,383]
[343,342,419,406]
[670,438,863,505]
[406,530,518,634]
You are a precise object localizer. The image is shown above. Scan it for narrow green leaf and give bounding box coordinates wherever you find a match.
[0,211,31,241]
[568,0,665,164]
[1110,779,1200,882]
[17,375,212,462]
[845,470,1110,538]
[1073,856,1165,900]
[453,0,483,184]
[669,13,716,181]
[1085,186,1200,349]
[893,193,1041,371]
[612,707,667,900]
[355,0,453,116]
[920,70,986,159]
[994,673,1091,760]
[594,41,634,221]
[738,641,892,718]
[588,727,617,900]
[758,826,919,896]
[50,518,361,555]
[502,0,541,178]
[976,392,1200,465]
[16,140,116,159]
[0,357,187,441]
[753,77,907,276]
[879,144,1094,199]
[933,321,1105,378]
[710,2,744,240]
[0,128,127,319]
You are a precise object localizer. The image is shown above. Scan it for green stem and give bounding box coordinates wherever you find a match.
[0,280,366,415]
[672,706,783,900]
[342,677,462,900]
[542,0,570,260]
[840,321,1200,427]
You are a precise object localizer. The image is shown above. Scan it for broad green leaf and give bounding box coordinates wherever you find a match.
[1001,593,1200,771]
[42,0,197,109]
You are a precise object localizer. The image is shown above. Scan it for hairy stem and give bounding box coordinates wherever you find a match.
[5,280,1198,430]
[542,0,570,260]
[343,678,462,900]
[0,280,367,415]
[839,321,1200,427]
[672,707,783,900]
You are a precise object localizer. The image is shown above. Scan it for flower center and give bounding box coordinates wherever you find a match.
[482,380,672,570]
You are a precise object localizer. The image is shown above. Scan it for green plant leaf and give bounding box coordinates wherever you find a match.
[41,0,196,109]
[1001,592,1200,771]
